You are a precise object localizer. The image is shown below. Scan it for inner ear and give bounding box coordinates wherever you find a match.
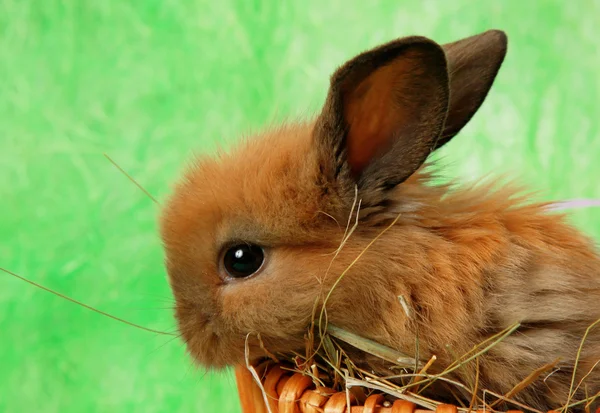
[316,37,450,191]
[343,56,420,177]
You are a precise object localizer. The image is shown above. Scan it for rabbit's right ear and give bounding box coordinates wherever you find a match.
[314,36,450,208]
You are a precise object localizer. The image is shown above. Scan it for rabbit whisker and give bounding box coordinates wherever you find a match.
[103,153,159,204]
[2,266,175,336]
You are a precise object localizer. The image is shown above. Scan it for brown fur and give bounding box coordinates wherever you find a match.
[159,30,600,411]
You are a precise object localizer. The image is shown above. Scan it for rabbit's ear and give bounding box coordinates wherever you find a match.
[314,36,449,199]
[435,30,507,150]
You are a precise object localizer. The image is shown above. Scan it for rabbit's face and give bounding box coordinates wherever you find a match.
[160,31,507,369]
[160,123,345,368]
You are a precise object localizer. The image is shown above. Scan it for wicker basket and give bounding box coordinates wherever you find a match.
[235,363,569,413]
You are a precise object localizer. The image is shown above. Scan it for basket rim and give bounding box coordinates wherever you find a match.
[235,363,578,413]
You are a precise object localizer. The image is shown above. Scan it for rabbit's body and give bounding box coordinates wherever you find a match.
[326,170,600,410]
[160,30,600,411]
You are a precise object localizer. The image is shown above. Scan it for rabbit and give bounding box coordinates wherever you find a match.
[159,30,600,412]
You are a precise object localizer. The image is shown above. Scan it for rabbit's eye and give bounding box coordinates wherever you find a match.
[222,244,265,279]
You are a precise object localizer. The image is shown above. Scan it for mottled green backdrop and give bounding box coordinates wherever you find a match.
[1,1,599,412]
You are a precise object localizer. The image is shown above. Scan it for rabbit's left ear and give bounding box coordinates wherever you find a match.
[313,30,507,209]
[314,36,450,204]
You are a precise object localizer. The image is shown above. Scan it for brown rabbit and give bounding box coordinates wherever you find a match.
[159,30,600,411]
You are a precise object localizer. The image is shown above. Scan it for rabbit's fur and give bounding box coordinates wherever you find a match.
[160,30,600,411]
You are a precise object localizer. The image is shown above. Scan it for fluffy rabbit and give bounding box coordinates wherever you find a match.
[160,30,600,411]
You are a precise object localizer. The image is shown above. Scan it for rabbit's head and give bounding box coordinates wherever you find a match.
[159,30,507,369]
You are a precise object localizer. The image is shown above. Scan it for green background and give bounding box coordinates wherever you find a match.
[1,1,599,412]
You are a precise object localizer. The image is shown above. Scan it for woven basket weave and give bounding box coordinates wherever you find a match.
[235,363,571,413]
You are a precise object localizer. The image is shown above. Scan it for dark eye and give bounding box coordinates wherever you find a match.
[222,244,265,279]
